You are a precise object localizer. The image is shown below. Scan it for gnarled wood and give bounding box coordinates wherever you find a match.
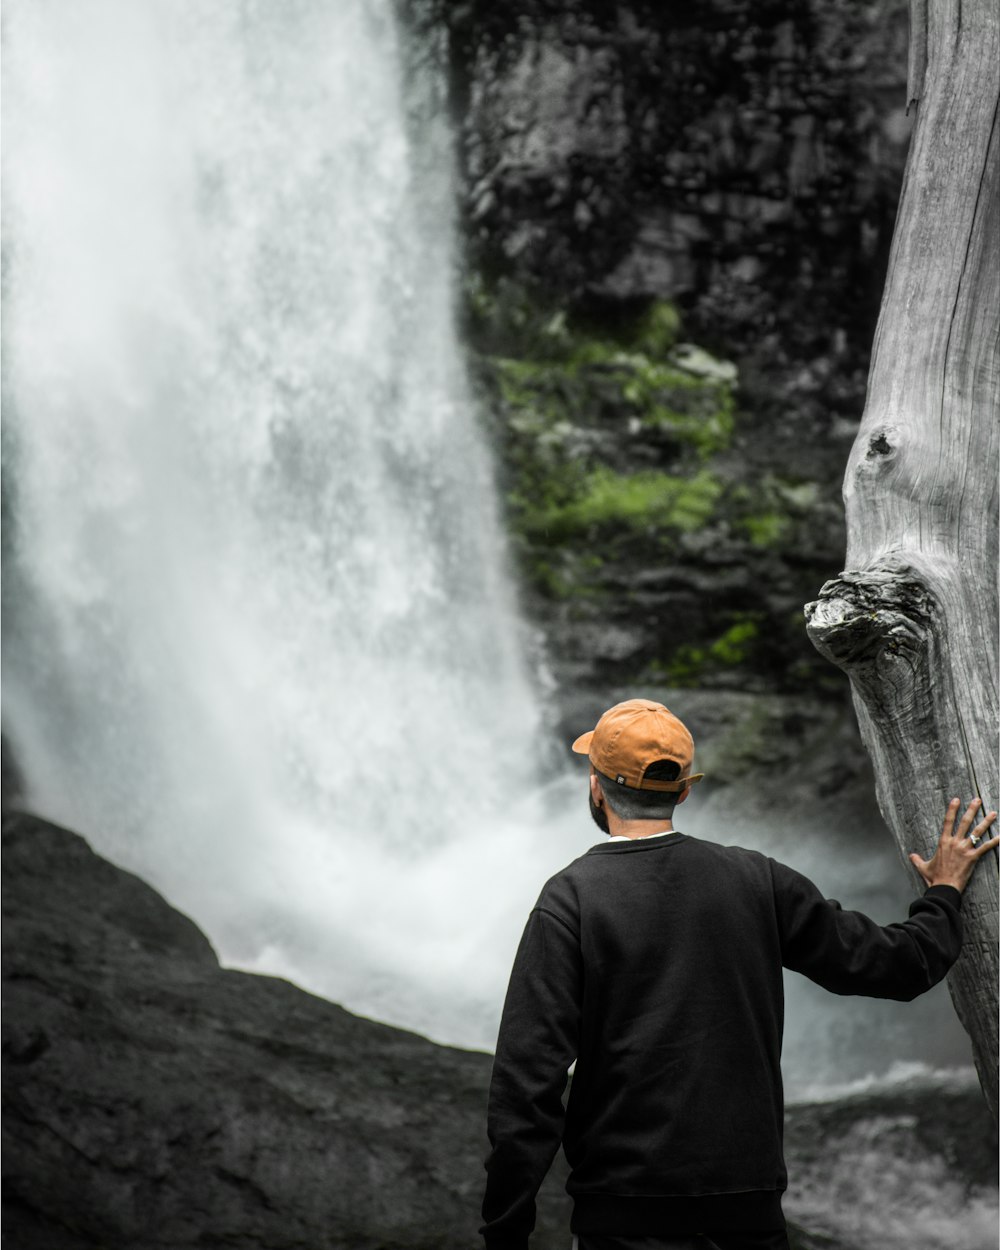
[805,0,999,1112]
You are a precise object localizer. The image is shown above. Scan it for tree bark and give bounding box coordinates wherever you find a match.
[805,0,999,1112]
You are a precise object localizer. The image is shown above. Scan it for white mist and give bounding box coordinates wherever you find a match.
[2,0,588,1045]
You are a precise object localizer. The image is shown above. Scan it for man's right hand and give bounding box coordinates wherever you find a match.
[909,798,999,893]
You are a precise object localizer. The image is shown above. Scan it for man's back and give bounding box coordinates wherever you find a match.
[482,833,962,1245]
[548,836,786,1200]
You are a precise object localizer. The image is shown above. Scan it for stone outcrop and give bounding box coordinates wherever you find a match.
[783,1078,999,1249]
[2,812,573,1249]
[449,0,910,449]
[464,286,851,697]
[4,810,996,1250]
[403,0,916,699]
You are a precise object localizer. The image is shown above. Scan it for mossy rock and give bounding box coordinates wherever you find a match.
[467,274,842,693]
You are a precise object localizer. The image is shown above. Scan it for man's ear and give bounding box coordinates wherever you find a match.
[589,772,604,806]
[676,786,692,805]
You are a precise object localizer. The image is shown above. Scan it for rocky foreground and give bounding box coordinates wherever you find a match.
[3,812,996,1250]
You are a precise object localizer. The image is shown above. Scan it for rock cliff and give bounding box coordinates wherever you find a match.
[0,810,568,1248]
[405,0,915,700]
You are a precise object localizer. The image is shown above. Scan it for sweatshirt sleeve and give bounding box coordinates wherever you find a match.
[769,859,963,1000]
[481,906,582,1250]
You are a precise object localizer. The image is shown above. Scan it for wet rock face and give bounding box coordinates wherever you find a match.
[2,812,578,1249]
[451,0,909,386]
[433,0,913,700]
[784,1081,1000,1249]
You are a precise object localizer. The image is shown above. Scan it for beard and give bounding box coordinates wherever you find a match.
[589,790,610,834]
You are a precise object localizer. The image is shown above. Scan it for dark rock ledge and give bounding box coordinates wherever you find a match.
[2,812,569,1250]
[3,813,994,1250]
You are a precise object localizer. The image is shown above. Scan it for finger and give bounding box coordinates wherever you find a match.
[955,798,983,838]
[968,812,998,844]
[941,797,961,839]
[973,831,1000,858]
[909,853,931,881]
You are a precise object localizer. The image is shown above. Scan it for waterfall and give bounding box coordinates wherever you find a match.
[2,0,584,1043]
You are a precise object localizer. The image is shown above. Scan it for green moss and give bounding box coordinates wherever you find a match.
[468,275,687,365]
[635,301,682,356]
[710,619,760,663]
[468,275,838,692]
[725,473,824,551]
[738,511,790,547]
[470,283,735,445]
[518,467,722,541]
[528,552,606,600]
[466,273,578,361]
[493,344,735,462]
[653,617,762,684]
[473,276,737,467]
[470,276,743,600]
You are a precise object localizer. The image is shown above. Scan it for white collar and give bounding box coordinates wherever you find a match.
[607,829,679,843]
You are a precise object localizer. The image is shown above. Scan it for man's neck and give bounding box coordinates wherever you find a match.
[607,817,674,841]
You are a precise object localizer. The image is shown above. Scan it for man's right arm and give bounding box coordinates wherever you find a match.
[771,798,998,1000]
[770,860,963,1000]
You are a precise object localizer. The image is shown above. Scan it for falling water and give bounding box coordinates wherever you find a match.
[2,0,586,1040]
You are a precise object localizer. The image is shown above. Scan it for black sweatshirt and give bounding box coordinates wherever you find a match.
[481,833,963,1248]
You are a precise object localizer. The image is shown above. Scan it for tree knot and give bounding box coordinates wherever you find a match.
[866,430,895,458]
[804,564,935,673]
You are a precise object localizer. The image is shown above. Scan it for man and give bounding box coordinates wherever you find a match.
[480,698,998,1250]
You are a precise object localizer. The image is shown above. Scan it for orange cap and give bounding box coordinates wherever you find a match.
[571,698,704,792]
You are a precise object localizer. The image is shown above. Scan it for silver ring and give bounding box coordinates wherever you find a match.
[970,834,981,847]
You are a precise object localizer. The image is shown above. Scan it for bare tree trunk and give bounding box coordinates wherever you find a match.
[805,0,999,1112]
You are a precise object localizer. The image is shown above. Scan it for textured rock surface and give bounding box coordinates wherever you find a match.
[465,288,849,697]
[4,810,996,1249]
[0,811,568,1249]
[406,0,917,699]
[449,0,910,445]
[784,1080,999,1250]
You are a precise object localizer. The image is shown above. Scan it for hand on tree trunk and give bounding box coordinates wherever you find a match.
[909,799,999,894]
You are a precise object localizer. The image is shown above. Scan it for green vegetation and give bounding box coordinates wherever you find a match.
[467,274,832,691]
[728,476,821,549]
[738,510,789,547]
[517,467,722,541]
[651,617,763,685]
[481,296,736,462]
[469,277,739,593]
[529,552,605,601]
